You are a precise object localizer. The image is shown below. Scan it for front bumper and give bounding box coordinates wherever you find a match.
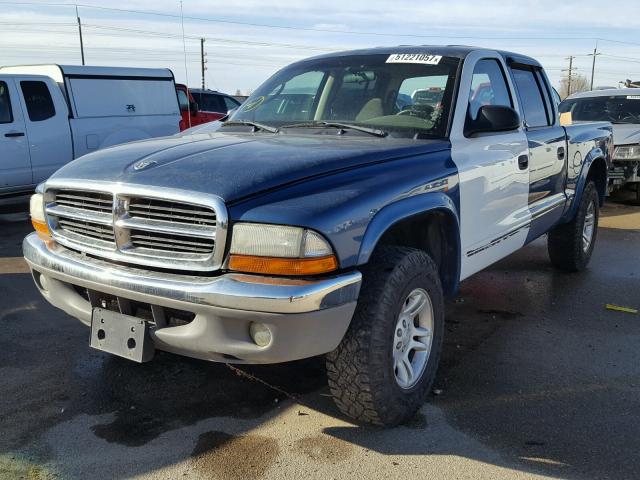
[23,233,361,363]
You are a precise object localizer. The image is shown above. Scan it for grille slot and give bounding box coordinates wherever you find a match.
[129,230,215,254]
[55,190,113,214]
[128,198,216,227]
[59,218,115,244]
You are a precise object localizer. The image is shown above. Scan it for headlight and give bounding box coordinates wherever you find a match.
[228,223,338,275]
[613,145,640,160]
[30,193,51,239]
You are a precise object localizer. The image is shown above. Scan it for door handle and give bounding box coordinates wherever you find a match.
[4,132,25,138]
[557,146,565,160]
[518,154,529,170]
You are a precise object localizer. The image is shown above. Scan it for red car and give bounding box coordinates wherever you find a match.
[175,85,241,131]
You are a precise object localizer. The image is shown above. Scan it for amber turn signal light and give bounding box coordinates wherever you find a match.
[31,219,51,240]
[229,254,338,276]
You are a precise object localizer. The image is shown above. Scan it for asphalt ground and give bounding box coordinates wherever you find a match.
[1,192,638,480]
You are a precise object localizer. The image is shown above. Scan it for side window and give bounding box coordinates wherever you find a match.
[468,59,512,121]
[511,68,549,128]
[0,81,12,123]
[535,70,556,124]
[20,81,55,122]
[177,89,189,111]
[207,94,227,113]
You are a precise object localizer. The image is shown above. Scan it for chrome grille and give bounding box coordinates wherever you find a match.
[45,184,226,272]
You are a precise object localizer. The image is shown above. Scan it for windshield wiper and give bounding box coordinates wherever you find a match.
[221,120,279,133]
[280,121,387,137]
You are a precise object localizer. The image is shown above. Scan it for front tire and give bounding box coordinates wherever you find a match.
[326,246,444,426]
[548,180,599,272]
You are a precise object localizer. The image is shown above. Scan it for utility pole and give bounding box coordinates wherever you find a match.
[200,38,207,89]
[76,5,85,65]
[563,56,576,97]
[588,46,601,91]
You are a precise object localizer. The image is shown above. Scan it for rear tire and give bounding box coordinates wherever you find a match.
[326,246,444,426]
[548,180,599,272]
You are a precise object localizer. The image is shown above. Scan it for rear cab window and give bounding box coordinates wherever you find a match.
[0,81,13,123]
[20,80,55,121]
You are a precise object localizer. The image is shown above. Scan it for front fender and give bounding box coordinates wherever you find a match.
[229,149,458,269]
[357,192,460,265]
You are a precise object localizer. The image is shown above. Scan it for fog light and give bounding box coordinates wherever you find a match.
[249,322,272,347]
[39,273,49,292]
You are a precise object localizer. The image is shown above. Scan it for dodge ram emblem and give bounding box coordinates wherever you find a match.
[133,160,157,171]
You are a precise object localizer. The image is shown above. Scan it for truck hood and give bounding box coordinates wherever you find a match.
[613,123,640,145]
[50,132,450,203]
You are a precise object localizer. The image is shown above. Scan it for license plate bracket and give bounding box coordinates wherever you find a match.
[90,307,154,362]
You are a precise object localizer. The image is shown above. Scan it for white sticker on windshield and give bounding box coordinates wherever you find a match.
[627,95,640,100]
[386,53,442,65]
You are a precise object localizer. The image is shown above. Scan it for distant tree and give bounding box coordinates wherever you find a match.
[559,73,589,99]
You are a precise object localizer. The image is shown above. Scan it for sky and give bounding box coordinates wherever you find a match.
[1,0,640,94]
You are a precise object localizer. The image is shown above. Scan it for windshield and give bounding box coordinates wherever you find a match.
[230,53,461,138]
[559,94,640,124]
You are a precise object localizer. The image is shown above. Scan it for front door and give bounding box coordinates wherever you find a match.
[450,53,531,280]
[0,78,31,191]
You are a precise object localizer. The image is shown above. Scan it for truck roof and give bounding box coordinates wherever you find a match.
[566,88,640,99]
[0,64,174,83]
[189,88,226,95]
[295,45,543,68]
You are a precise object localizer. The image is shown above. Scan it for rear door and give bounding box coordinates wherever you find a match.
[18,79,72,183]
[509,65,567,238]
[0,78,32,190]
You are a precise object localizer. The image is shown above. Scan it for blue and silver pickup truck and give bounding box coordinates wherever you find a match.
[24,46,612,426]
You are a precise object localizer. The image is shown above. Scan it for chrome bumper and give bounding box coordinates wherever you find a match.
[23,233,361,363]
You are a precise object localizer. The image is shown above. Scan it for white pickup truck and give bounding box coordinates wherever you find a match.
[0,65,181,210]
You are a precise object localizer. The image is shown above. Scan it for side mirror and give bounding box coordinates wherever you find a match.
[190,101,199,116]
[465,105,521,137]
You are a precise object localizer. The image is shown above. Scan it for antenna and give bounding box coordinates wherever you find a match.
[76,4,85,65]
[180,1,191,128]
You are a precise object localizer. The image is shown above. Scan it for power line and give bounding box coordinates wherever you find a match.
[81,24,336,51]
[1,1,638,45]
